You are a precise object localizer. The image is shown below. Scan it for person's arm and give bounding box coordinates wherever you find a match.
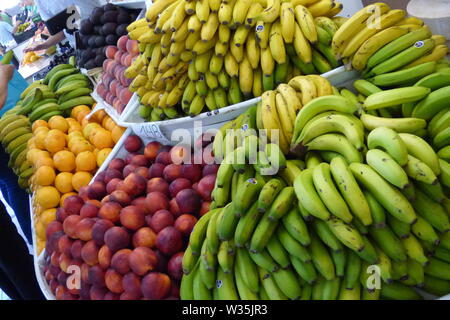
[23,30,65,52]
[0,64,14,111]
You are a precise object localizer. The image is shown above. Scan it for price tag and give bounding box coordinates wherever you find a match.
[132,122,171,144]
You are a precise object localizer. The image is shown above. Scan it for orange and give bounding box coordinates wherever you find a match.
[32,120,48,132]
[27,148,41,163]
[68,131,84,141]
[54,172,74,193]
[77,109,91,124]
[91,109,106,123]
[111,125,126,144]
[66,118,78,126]
[91,129,114,149]
[27,137,36,149]
[76,151,97,171]
[97,148,112,167]
[34,130,48,149]
[35,221,46,240]
[83,123,101,139]
[44,129,66,153]
[35,186,60,209]
[60,192,77,207]
[34,156,54,169]
[72,171,93,191]
[53,150,76,172]
[102,116,116,132]
[40,208,57,226]
[68,125,82,134]
[70,139,94,155]
[71,105,91,120]
[48,115,69,133]
[34,165,56,186]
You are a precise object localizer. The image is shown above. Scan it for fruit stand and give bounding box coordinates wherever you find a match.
[0,0,449,301]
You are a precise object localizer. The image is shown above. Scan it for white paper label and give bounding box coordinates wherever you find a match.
[133,122,171,144]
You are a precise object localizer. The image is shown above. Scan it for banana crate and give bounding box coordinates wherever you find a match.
[119,66,360,145]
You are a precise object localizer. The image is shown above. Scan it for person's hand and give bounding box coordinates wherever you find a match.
[24,44,42,53]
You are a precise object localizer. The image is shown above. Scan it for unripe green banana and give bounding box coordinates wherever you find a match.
[413,190,450,233]
[369,225,407,262]
[259,268,288,300]
[277,224,311,263]
[235,247,259,294]
[257,178,285,213]
[312,220,343,253]
[309,233,335,281]
[271,268,302,300]
[281,207,310,246]
[290,256,317,285]
[380,282,423,300]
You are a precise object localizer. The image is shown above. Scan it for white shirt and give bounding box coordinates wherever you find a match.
[0,21,14,47]
[34,0,105,47]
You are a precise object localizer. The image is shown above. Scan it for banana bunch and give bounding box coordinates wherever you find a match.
[9,63,94,122]
[332,3,449,74]
[126,0,344,121]
[258,75,335,154]
[0,108,33,190]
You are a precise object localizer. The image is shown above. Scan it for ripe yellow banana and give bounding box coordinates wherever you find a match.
[254,0,281,23]
[341,9,406,59]
[293,22,312,63]
[261,90,290,153]
[288,76,317,105]
[280,2,295,43]
[246,32,260,69]
[294,5,317,44]
[269,21,287,64]
[306,75,332,96]
[307,0,336,17]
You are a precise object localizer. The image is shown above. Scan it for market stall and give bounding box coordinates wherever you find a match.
[0,0,449,301]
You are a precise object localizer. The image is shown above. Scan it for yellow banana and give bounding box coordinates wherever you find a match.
[269,21,287,64]
[293,22,312,63]
[288,76,317,105]
[294,4,317,44]
[280,2,295,43]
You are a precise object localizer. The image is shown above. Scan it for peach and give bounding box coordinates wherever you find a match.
[78,186,90,201]
[126,39,139,55]
[203,164,219,176]
[105,269,124,293]
[131,196,150,215]
[120,206,145,230]
[197,174,216,202]
[114,50,124,63]
[46,220,63,239]
[51,252,60,267]
[145,191,169,215]
[169,198,182,218]
[123,164,138,177]
[111,249,132,275]
[129,247,158,276]
[59,253,72,272]
[79,282,91,300]
[98,245,112,269]
[124,135,142,153]
[119,87,133,105]
[134,166,149,179]
[156,227,183,256]
[174,214,197,236]
[90,285,108,300]
[46,231,65,255]
[156,152,172,165]
[120,52,129,66]
[55,285,67,300]
[88,265,106,287]
[71,240,84,260]
[123,53,133,67]
[101,195,112,205]
[76,218,95,241]
[109,158,126,172]
[56,207,69,222]
[63,215,83,239]
[64,195,84,215]
[104,168,123,184]
[104,227,130,252]
[130,155,149,167]
[148,163,165,178]
[176,189,201,215]
[87,181,107,200]
[109,79,119,96]
[117,35,128,51]
[110,190,132,207]
[104,292,120,300]
[92,219,114,246]
[122,272,142,299]
[62,291,78,300]
[123,172,147,196]
[105,92,115,105]
[81,263,90,283]
[106,178,122,194]
[150,210,174,233]
[170,144,191,165]
[81,240,100,266]
[181,164,202,183]
[132,227,157,249]
[141,272,171,300]
[144,141,162,161]
[147,178,169,196]
[200,201,211,216]
[58,234,73,256]
[168,252,184,280]
[50,279,58,295]
[80,202,100,219]
[106,46,118,59]
[169,178,192,198]
[192,182,199,192]
[120,291,141,300]
[162,164,182,182]
[98,202,122,223]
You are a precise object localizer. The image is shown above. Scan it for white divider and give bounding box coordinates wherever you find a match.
[111,0,147,9]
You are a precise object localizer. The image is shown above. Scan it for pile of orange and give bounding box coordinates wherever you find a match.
[28,105,126,253]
